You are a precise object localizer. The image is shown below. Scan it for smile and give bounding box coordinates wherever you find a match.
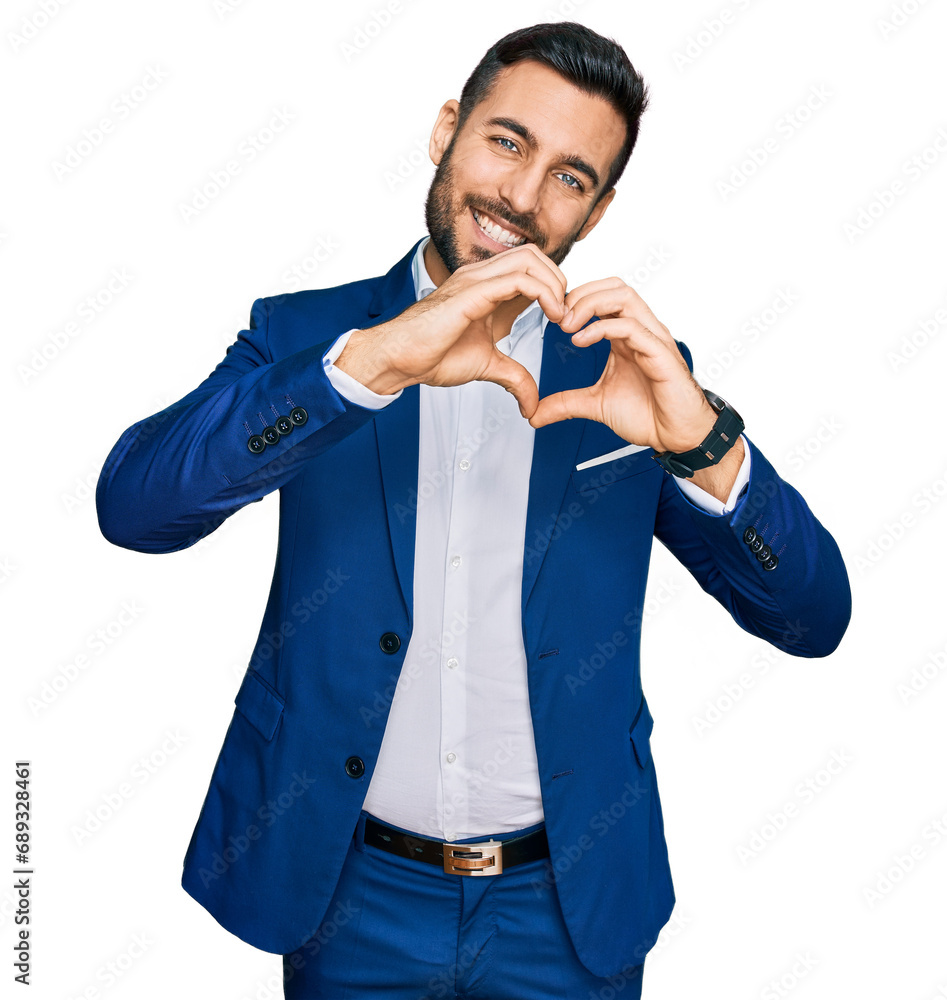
[472,209,528,249]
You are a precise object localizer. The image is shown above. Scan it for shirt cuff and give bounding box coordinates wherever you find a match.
[672,435,751,515]
[323,329,402,410]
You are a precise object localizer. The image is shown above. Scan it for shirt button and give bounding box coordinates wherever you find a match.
[446,752,457,764]
[459,459,471,471]
[450,555,462,568]
[446,657,459,670]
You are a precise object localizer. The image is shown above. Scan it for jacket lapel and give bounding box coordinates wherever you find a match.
[367,241,424,622]
[521,322,596,607]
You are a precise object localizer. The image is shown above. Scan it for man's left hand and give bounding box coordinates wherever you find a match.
[529,276,716,453]
[530,276,746,502]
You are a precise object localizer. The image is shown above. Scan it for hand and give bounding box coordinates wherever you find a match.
[529,277,717,454]
[335,244,567,417]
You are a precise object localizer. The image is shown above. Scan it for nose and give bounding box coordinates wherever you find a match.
[496,161,546,219]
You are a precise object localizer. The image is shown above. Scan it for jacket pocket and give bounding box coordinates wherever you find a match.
[572,449,658,495]
[629,694,654,769]
[234,669,285,741]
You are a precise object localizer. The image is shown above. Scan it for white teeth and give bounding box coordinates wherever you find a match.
[474,210,525,247]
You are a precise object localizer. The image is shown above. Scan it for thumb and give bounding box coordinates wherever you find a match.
[529,386,598,429]
[479,354,539,419]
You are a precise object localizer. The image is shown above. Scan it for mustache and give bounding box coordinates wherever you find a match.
[464,196,544,248]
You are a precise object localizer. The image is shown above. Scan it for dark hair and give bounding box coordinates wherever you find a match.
[456,22,650,201]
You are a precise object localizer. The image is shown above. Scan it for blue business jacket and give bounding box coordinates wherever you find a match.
[96,238,851,977]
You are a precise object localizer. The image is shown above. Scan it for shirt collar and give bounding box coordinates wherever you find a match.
[411,236,548,352]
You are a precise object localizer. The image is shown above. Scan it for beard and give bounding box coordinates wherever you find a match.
[423,136,589,275]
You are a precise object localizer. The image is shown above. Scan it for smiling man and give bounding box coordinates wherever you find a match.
[97,21,851,1000]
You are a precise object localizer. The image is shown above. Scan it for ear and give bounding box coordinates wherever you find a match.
[429,99,460,165]
[576,187,616,241]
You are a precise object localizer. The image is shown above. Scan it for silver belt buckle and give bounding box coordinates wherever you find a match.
[442,838,503,876]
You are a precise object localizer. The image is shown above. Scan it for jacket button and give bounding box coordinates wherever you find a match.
[379,632,401,654]
[757,544,772,562]
[749,536,764,554]
[275,415,293,435]
[743,527,757,545]
[262,425,280,445]
[763,555,779,571]
[344,756,365,778]
[290,406,309,427]
[247,435,266,454]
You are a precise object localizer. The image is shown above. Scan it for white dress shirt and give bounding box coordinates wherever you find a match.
[321,237,749,839]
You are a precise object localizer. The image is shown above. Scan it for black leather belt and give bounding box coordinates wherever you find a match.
[363,817,549,876]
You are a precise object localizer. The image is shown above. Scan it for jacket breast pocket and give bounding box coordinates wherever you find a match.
[234,669,285,741]
[572,447,659,495]
[629,694,654,769]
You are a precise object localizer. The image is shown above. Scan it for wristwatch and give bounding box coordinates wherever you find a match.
[652,390,744,478]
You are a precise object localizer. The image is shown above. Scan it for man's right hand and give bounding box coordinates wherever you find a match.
[334,244,567,418]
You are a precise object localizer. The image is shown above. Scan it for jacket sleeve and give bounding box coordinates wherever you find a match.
[96,296,378,554]
[652,339,851,657]
[653,438,851,657]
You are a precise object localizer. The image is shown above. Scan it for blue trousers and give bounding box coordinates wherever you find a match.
[282,811,645,999]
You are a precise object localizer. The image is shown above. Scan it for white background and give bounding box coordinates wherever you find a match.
[3,0,946,997]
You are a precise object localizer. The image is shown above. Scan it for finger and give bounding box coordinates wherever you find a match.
[464,242,569,311]
[471,272,568,327]
[528,385,599,429]
[563,282,675,347]
[570,318,688,374]
[480,353,540,419]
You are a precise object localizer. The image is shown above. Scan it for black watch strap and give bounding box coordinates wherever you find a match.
[652,390,744,478]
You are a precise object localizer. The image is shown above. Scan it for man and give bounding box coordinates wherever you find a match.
[96,21,851,999]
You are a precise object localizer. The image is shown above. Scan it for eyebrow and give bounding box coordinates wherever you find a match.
[483,115,601,190]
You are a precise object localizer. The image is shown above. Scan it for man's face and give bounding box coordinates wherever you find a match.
[424,59,626,280]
